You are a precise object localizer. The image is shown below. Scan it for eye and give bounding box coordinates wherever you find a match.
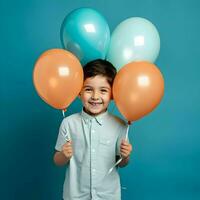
[85,88,92,92]
[101,89,108,93]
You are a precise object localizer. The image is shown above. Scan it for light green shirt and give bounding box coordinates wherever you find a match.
[55,109,128,200]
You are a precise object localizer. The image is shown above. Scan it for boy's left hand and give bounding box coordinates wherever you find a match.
[120,139,132,159]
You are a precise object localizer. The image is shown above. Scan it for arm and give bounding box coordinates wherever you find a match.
[53,140,73,166]
[53,151,70,166]
[118,139,132,168]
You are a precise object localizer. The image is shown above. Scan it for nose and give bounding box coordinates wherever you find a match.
[91,91,99,100]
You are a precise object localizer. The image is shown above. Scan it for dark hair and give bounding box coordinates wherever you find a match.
[83,59,117,86]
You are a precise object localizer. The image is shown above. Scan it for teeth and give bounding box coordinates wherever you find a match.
[89,102,102,105]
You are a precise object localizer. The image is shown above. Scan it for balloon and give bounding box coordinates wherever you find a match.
[60,8,110,65]
[107,17,160,70]
[113,61,164,122]
[33,49,83,110]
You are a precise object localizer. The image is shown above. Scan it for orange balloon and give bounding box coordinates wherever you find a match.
[113,61,164,122]
[33,49,83,110]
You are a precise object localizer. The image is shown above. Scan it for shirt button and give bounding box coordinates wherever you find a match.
[92,169,96,173]
[91,129,95,133]
[92,148,95,153]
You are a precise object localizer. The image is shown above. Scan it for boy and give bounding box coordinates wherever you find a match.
[54,59,132,200]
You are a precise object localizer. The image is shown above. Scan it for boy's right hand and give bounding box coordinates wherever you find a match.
[61,140,73,160]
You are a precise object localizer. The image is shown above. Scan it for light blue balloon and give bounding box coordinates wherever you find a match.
[107,17,160,70]
[60,8,110,65]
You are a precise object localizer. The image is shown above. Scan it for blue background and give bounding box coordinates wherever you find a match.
[1,0,200,199]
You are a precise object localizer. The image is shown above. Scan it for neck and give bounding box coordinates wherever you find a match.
[83,107,107,117]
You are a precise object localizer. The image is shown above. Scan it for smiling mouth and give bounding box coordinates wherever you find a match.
[89,102,103,106]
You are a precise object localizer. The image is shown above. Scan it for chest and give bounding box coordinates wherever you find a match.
[68,119,120,154]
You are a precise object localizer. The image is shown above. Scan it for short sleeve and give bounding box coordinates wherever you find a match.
[116,122,129,156]
[55,118,70,152]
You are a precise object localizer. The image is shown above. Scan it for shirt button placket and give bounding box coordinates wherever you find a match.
[90,119,97,198]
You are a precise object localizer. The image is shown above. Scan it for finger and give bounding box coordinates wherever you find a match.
[65,150,73,154]
[120,149,130,155]
[121,140,130,146]
[120,145,131,151]
[63,147,73,151]
[121,144,129,149]
[65,153,72,158]
[63,147,73,152]
[121,143,132,150]
[64,142,72,147]
[120,148,129,153]
[63,147,72,152]
[62,145,72,151]
[120,152,129,158]
[65,150,73,156]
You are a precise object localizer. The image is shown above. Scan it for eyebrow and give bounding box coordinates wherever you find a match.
[83,85,110,90]
[83,85,93,88]
[100,87,111,90]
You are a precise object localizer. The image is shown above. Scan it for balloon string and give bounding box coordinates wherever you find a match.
[62,109,66,118]
[107,122,130,175]
[61,109,70,142]
[125,123,130,141]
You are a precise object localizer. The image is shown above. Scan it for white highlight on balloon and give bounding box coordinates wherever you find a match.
[84,24,96,33]
[138,75,150,87]
[134,36,144,46]
[59,67,69,76]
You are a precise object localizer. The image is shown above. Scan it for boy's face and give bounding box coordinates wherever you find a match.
[79,75,112,116]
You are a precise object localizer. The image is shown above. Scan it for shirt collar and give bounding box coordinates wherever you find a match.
[81,108,108,125]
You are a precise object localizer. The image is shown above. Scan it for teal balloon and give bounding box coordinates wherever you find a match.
[60,8,110,65]
[107,17,160,70]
